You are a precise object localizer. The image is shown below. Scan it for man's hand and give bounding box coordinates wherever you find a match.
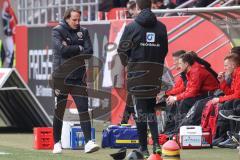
[210,97,219,105]
[217,72,225,83]
[166,96,177,105]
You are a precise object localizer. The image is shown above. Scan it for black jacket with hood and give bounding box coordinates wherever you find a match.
[52,20,93,82]
[118,8,168,66]
[118,9,168,97]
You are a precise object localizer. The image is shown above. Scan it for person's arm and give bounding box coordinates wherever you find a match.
[117,26,132,66]
[166,76,185,96]
[52,29,81,59]
[176,69,201,100]
[81,29,93,57]
[219,80,233,95]
[219,71,240,102]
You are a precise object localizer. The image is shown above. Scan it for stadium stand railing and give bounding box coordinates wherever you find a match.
[17,0,239,26]
[17,0,99,26]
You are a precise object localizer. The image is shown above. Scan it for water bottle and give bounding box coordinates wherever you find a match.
[77,131,84,149]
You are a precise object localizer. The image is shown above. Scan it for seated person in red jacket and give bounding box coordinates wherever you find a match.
[165,50,187,97]
[163,50,218,133]
[210,54,240,147]
[167,53,219,129]
[211,55,240,104]
[161,50,186,133]
[165,50,218,97]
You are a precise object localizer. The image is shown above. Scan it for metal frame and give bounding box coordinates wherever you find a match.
[154,6,240,72]
[17,0,99,26]
[153,6,240,45]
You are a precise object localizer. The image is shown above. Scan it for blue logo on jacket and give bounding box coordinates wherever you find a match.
[146,32,155,43]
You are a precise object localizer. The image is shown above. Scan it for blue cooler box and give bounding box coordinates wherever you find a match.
[102,125,139,148]
[70,126,95,150]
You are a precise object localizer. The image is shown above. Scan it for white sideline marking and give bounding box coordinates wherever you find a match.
[0,152,11,155]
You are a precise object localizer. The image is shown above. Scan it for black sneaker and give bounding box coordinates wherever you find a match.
[153,144,162,155]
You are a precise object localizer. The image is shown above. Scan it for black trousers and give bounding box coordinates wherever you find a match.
[216,99,240,137]
[121,93,135,124]
[53,80,91,144]
[164,103,177,134]
[134,97,159,151]
[165,95,207,134]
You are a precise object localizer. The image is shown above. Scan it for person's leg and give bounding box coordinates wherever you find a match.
[145,98,159,142]
[135,98,148,152]
[53,94,68,143]
[164,103,177,134]
[73,95,92,143]
[233,99,240,134]
[175,97,203,130]
[178,97,204,115]
[217,100,234,137]
[135,98,160,154]
[146,98,161,153]
[121,93,135,124]
[73,94,100,153]
[121,106,135,124]
[217,100,239,148]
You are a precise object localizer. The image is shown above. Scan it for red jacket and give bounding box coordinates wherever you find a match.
[219,67,240,103]
[176,62,219,100]
[166,76,185,96]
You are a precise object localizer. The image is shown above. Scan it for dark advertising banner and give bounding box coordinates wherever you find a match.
[28,27,55,116]
[27,23,111,117]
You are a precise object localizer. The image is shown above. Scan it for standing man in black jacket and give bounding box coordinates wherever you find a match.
[118,0,168,158]
[51,8,99,154]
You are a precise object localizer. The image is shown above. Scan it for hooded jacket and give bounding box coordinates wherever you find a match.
[117,9,168,96]
[176,62,219,100]
[118,8,168,66]
[52,20,93,81]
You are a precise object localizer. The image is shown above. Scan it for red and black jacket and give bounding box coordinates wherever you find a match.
[219,66,240,103]
[176,62,219,100]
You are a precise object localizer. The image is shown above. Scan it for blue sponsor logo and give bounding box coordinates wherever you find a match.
[146,32,155,42]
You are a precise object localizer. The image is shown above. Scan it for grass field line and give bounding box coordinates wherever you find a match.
[0,134,239,160]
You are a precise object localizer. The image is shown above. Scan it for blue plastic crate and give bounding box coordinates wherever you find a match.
[70,126,95,150]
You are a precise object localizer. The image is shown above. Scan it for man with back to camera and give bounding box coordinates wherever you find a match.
[51,8,99,154]
[118,0,168,158]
